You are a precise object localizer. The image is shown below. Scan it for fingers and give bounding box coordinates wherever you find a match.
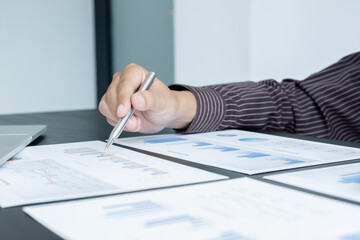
[106,114,140,132]
[131,92,147,110]
[114,64,148,117]
[99,95,118,123]
[98,62,179,133]
[131,88,164,112]
[98,63,148,122]
[123,115,141,132]
[106,117,117,126]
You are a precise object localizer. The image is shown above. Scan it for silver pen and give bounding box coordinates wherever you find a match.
[104,71,156,150]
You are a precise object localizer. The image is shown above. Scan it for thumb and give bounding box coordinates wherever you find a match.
[131,90,162,112]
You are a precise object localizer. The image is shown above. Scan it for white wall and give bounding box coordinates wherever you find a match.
[174,0,250,86]
[250,0,360,81]
[0,0,96,114]
[174,0,360,85]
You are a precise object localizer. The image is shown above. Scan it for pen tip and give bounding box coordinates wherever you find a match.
[104,142,110,151]
[105,138,115,151]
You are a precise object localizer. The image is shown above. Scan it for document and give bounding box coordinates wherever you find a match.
[115,129,360,174]
[266,162,360,203]
[24,178,360,240]
[0,141,226,208]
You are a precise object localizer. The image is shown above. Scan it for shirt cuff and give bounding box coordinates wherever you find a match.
[169,84,226,133]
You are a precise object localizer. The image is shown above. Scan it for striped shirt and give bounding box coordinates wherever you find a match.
[170,51,360,143]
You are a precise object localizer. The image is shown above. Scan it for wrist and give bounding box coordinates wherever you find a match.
[168,90,196,129]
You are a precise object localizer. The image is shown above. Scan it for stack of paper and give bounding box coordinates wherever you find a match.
[0,141,226,207]
[266,162,360,203]
[24,178,360,240]
[2,130,360,240]
[115,130,360,174]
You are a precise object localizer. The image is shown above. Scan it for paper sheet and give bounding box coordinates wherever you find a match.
[23,178,360,240]
[115,130,360,174]
[0,141,226,207]
[266,162,360,203]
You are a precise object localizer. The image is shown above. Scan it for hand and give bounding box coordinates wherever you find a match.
[98,63,196,133]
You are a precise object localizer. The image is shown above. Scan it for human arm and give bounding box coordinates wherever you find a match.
[98,63,197,133]
[99,52,360,142]
[173,52,360,142]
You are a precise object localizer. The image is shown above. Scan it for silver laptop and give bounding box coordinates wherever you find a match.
[0,125,47,166]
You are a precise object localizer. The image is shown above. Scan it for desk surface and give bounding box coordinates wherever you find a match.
[0,109,359,240]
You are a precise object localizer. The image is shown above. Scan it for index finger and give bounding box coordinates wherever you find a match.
[110,63,149,118]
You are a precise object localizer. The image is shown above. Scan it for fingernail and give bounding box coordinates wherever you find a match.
[127,117,135,130]
[136,94,145,108]
[117,104,124,117]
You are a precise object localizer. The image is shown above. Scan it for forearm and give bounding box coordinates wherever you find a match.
[170,51,360,143]
[170,80,299,134]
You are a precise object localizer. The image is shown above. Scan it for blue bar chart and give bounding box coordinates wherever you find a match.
[113,129,360,174]
[267,163,360,203]
[23,178,360,240]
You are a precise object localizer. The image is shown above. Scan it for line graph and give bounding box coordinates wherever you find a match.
[0,159,117,199]
[64,147,169,176]
[0,141,226,208]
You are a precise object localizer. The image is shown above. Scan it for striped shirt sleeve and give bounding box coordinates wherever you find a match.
[169,51,360,143]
